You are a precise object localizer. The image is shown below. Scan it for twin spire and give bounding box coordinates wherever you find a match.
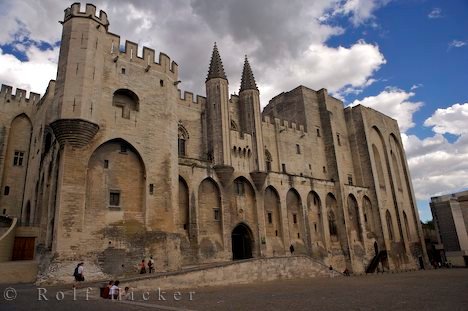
[240,55,258,92]
[206,43,258,92]
[206,43,227,81]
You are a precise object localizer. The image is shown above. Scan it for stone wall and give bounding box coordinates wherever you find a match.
[0,260,38,284]
[125,256,332,291]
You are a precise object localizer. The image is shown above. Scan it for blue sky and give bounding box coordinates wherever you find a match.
[0,0,467,222]
[336,0,468,132]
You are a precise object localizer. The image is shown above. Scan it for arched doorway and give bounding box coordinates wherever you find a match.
[232,223,253,260]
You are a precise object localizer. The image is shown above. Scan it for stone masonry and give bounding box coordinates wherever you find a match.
[0,3,429,282]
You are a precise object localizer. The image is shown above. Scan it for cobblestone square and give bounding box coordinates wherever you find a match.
[2,269,467,310]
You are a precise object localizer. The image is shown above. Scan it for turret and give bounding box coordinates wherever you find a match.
[50,3,106,147]
[205,43,233,186]
[239,56,267,189]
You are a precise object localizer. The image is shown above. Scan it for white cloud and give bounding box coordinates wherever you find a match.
[449,40,467,48]
[402,132,468,202]
[0,0,63,44]
[348,87,422,132]
[0,0,388,106]
[424,103,468,135]
[334,0,391,26]
[428,8,442,19]
[0,46,58,94]
[259,41,385,106]
[410,83,422,90]
[401,102,468,207]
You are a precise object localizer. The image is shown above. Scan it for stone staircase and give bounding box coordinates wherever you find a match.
[113,255,338,290]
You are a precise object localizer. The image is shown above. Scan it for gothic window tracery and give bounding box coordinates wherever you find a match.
[178,123,189,157]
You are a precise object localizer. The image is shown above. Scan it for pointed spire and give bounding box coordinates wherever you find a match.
[240,55,258,92]
[206,42,227,81]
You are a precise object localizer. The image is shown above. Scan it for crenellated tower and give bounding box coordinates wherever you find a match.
[50,3,108,147]
[239,56,267,188]
[205,44,233,185]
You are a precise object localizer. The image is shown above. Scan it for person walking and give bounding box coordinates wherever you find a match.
[329,265,334,278]
[73,262,85,288]
[148,256,155,273]
[139,259,147,274]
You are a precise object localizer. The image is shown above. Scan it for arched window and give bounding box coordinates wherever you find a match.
[234,179,245,196]
[112,89,139,119]
[348,194,363,241]
[386,210,394,241]
[265,149,272,172]
[178,123,189,157]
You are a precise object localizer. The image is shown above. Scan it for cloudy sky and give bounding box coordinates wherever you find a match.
[0,0,467,221]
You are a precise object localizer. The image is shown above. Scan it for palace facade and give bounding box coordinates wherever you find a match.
[0,3,428,280]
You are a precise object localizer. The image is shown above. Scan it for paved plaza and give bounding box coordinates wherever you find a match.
[1,269,467,310]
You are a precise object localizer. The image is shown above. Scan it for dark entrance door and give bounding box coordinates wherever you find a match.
[232,224,253,260]
[12,237,35,260]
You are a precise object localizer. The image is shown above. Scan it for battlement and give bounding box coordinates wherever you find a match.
[107,36,179,77]
[262,116,306,133]
[64,3,109,29]
[63,3,178,79]
[1,84,41,104]
[178,90,206,106]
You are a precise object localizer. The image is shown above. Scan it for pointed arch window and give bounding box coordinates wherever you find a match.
[265,149,272,172]
[178,123,189,157]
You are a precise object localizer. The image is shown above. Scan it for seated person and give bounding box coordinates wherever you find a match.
[109,280,120,299]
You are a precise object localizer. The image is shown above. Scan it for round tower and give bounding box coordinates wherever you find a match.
[205,43,234,186]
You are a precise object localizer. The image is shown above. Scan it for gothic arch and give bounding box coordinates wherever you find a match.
[231,222,253,259]
[286,188,305,248]
[178,123,189,156]
[371,126,388,192]
[178,123,190,139]
[390,150,403,191]
[178,176,189,234]
[1,114,32,219]
[347,194,363,242]
[307,191,324,244]
[372,144,386,190]
[198,177,223,259]
[390,133,421,239]
[264,186,283,254]
[232,176,257,228]
[85,138,146,223]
